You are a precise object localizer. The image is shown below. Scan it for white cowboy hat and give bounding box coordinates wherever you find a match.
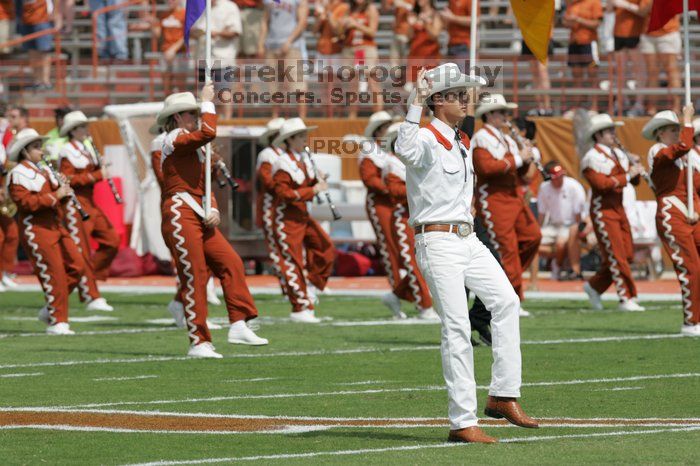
[474,93,518,118]
[585,113,624,141]
[8,128,48,161]
[642,110,679,140]
[272,118,318,147]
[59,110,89,137]
[259,117,286,146]
[157,92,199,126]
[383,122,402,151]
[407,62,486,108]
[692,117,700,137]
[364,111,393,138]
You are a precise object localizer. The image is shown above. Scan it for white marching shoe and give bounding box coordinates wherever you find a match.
[38,306,51,324]
[417,307,441,321]
[519,307,532,317]
[207,320,223,330]
[168,300,186,328]
[290,309,321,323]
[187,342,223,359]
[307,284,320,305]
[46,322,75,335]
[206,277,222,305]
[2,273,17,289]
[583,282,603,310]
[381,292,407,319]
[619,299,645,312]
[86,297,114,312]
[681,324,700,336]
[228,320,268,345]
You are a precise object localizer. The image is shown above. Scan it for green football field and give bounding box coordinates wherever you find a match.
[0,291,699,465]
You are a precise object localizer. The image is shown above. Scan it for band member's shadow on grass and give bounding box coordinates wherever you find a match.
[291,428,441,443]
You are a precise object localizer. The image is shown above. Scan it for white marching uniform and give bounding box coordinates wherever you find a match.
[396,105,522,430]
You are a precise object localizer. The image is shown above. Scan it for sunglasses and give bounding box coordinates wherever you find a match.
[442,91,469,103]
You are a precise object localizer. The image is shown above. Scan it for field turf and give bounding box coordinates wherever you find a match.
[0,290,699,464]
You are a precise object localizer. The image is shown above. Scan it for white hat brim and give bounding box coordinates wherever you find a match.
[156,102,200,126]
[586,121,624,141]
[272,125,318,148]
[474,102,519,119]
[259,128,279,146]
[59,119,89,137]
[9,135,48,161]
[364,117,393,139]
[642,118,679,140]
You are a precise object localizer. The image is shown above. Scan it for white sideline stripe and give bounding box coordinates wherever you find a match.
[0,372,43,378]
[125,426,700,465]
[11,373,700,411]
[0,333,690,370]
[93,375,159,382]
[0,425,325,435]
[224,378,281,383]
[595,386,644,392]
[0,327,179,339]
[336,380,387,386]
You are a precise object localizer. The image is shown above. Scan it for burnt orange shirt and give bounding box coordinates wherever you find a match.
[234,0,262,8]
[22,0,50,26]
[447,0,471,46]
[388,0,415,36]
[160,8,186,53]
[317,1,345,55]
[613,0,644,37]
[0,0,14,20]
[409,17,440,58]
[566,0,602,45]
[343,8,377,48]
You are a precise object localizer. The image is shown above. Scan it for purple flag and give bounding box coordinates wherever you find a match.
[184,0,206,52]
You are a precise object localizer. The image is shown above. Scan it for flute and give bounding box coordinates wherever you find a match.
[613,136,653,188]
[505,121,551,181]
[303,146,342,221]
[42,155,90,221]
[87,137,123,204]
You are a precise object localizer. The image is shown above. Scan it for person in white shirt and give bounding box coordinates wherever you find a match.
[396,63,538,444]
[537,162,587,280]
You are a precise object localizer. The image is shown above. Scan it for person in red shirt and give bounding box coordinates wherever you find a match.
[407,0,442,82]
[155,0,186,96]
[563,0,603,111]
[643,105,700,336]
[3,106,29,149]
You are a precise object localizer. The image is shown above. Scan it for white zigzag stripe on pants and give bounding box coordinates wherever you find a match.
[65,203,92,301]
[591,195,626,301]
[169,197,199,345]
[22,216,56,325]
[478,184,499,253]
[274,202,310,311]
[660,198,693,324]
[393,203,420,305]
[366,193,395,289]
[261,193,285,286]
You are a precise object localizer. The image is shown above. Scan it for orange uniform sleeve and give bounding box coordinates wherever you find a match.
[151,150,164,187]
[273,170,315,202]
[60,158,103,187]
[359,158,389,194]
[653,126,693,166]
[170,112,217,157]
[385,172,407,202]
[472,148,516,177]
[9,183,59,212]
[583,167,627,193]
[257,161,275,192]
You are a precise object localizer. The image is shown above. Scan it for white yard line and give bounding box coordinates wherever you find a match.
[0,327,179,339]
[0,372,43,378]
[123,426,700,465]
[335,380,388,386]
[595,386,644,392]
[224,378,282,383]
[93,375,159,382]
[0,424,324,435]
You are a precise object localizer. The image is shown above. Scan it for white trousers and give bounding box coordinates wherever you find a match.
[415,231,522,429]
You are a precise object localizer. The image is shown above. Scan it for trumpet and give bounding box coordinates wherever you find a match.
[613,136,653,188]
[505,121,551,182]
[42,155,90,221]
[87,137,123,204]
[303,146,342,221]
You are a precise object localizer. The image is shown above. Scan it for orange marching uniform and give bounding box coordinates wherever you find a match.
[472,122,541,301]
[0,144,19,288]
[159,94,262,352]
[7,129,87,334]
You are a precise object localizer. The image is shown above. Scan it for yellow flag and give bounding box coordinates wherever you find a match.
[510,0,555,64]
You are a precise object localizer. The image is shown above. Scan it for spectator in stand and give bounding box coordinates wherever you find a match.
[334,0,382,117]
[43,106,72,162]
[407,0,442,83]
[192,0,241,120]
[155,0,186,97]
[440,0,471,62]
[19,0,57,90]
[639,2,681,114]
[611,0,645,116]
[259,0,308,118]
[383,0,413,89]
[56,0,74,33]
[234,0,263,58]
[537,162,588,280]
[89,0,128,62]
[313,0,343,64]
[2,106,29,148]
[0,0,14,54]
[563,0,602,112]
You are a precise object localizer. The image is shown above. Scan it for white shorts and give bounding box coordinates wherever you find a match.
[541,225,571,245]
[640,31,681,55]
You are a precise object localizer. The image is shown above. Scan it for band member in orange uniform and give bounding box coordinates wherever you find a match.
[0,141,19,292]
[271,118,336,324]
[159,86,268,358]
[382,122,437,319]
[472,94,541,315]
[581,114,645,312]
[359,111,408,318]
[644,106,700,336]
[7,129,87,335]
[256,117,287,295]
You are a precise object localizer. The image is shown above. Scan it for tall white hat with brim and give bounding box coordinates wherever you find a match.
[157,92,199,126]
[383,122,402,151]
[272,118,318,147]
[407,62,487,108]
[642,110,680,140]
[8,128,48,161]
[585,113,624,141]
[474,93,518,118]
[59,111,90,137]
[692,117,700,137]
[259,117,286,146]
[364,111,393,138]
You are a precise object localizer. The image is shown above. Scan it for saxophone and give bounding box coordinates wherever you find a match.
[0,161,17,217]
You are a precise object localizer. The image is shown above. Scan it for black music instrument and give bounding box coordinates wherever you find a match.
[215,160,239,191]
[303,146,342,221]
[613,136,653,188]
[42,155,90,221]
[505,121,550,181]
[87,137,123,204]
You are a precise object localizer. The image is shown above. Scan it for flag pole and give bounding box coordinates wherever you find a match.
[683,0,693,219]
[469,0,478,78]
[204,0,212,217]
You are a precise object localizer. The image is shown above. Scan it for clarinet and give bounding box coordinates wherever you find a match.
[215,160,239,191]
[42,155,90,221]
[303,146,342,221]
[87,137,123,204]
[505,121,551,181]
[613,136,653,188]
